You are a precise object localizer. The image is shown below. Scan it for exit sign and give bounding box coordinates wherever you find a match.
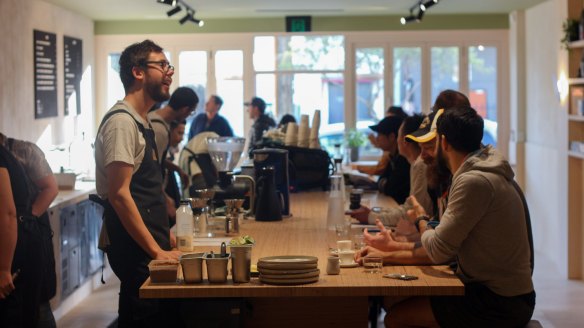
[286,16,311,32]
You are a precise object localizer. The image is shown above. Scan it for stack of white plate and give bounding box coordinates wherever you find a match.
[257,256,320,285]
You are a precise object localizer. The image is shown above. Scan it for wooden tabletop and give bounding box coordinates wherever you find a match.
[140,191,464,299]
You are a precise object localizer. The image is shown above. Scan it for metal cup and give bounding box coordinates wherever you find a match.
[205,253,230,283]
[180,252,205,284]
[230,245,252,283]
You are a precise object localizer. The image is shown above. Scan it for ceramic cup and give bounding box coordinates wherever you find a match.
[337,240,352,252]
[338,250,356,265]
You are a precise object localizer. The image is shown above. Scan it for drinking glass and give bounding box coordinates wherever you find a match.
[363,256,383,274]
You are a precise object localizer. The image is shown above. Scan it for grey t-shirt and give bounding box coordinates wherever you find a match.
[95,101,150,198]
[147,111,170,163]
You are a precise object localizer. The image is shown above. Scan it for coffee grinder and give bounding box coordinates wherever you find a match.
[206,137,254,212]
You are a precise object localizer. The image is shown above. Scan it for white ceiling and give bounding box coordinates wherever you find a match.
[42,0,547,20]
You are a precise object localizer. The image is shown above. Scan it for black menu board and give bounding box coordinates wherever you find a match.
[64,36,82,115]
[34,30,57,119]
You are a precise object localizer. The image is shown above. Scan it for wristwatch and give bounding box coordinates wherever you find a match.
[414,215,430,232]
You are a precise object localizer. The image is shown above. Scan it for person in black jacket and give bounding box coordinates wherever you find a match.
[245,97,276,147]
[188,95,233,139]
[369,116,410,204]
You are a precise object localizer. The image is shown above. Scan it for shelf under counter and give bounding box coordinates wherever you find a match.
[569,151,584,160]
[569,78,584,85]
[569,39,584,49]
[569,115,584,122]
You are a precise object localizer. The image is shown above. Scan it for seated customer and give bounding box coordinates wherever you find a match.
[369,116,410,204]
[386,107,535,328]
[347,115,431,238]
[277,114,297,133]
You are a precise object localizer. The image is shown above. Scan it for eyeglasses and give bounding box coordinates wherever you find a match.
[141,60,174,73]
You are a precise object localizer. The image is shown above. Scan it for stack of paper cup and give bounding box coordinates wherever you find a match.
[297,114,310,148]
[284,122,298,146]
[309,110,321,149]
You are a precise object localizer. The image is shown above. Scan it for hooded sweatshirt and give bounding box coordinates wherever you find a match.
[421,145,533,297]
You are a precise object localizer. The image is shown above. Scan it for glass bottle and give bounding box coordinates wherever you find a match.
[176,200,194,251]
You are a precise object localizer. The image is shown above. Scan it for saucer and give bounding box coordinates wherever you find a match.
[340,262,359,268]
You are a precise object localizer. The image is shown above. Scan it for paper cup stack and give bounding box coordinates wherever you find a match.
[309,110,321,149]
[284,122,298,146]
[297,115,310,148]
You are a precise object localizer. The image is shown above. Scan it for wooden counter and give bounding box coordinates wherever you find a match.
[140,192,464,326]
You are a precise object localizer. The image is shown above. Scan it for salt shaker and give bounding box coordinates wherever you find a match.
[326,256,341,275]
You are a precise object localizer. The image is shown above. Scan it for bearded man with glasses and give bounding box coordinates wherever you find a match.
[94,40,182,327]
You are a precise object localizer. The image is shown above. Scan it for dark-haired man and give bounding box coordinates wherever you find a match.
[94,39,182,327]
[368,115,410,204]
[148,87,197,216]
[189,95,233,139]
[245,96,275,147]
[387,107,535,328]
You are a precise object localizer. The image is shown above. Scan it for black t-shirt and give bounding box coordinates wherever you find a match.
[378,153,410,204]
[0,144,31,214]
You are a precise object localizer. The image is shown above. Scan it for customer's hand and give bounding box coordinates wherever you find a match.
[405,196,427,222]
[354,246,387,265]
[363,219,402,252]
[345,206,371,224]
[0,270,15,299]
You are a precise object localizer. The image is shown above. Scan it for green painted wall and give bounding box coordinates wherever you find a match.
[95,14,508,35]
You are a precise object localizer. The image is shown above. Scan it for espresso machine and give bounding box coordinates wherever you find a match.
[206,137,255,214]
[252,148,290,217]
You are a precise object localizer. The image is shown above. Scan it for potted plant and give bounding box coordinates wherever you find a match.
[345,128,366,162]
[561,19,579,50]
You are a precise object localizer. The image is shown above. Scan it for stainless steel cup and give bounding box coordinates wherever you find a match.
[180,252,205,284]
[205,253,230,283]
[230,245,252,283]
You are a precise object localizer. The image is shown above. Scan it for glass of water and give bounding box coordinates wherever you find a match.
[363,256,383,273]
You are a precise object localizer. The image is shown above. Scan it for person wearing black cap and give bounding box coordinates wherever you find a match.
[368,115,410,204]
[245,97,276,147]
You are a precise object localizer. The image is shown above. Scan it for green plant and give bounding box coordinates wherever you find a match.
[562,19,579,50]
[346,128,366,148]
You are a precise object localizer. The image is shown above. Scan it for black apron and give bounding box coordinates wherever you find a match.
[0,145,42,328]
[96,109,171,327]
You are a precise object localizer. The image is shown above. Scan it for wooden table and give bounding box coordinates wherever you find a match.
[140,192,464,327]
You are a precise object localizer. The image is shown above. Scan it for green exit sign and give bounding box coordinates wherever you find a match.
[286,16,311,32]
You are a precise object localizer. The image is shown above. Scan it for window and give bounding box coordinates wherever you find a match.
[431,47,460,106]
[468,45,498,147]
[393,47,422,114]
[254,35,345,154]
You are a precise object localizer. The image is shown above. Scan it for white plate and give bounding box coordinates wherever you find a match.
[340,262,359,268]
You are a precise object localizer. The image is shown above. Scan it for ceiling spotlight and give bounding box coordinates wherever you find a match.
[179,12,191,24]
[419,3,426,11]
[157,0,177,6]
[400,15,418,25]
[167,5,182,17]
[423,0,439,9]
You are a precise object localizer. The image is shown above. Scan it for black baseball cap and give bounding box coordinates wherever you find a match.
[244,97,266,112]
[369,116,404,136]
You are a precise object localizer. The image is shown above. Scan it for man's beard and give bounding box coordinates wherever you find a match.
[436,139,451,178]
[425,142,451,190]
[145,78,170,103]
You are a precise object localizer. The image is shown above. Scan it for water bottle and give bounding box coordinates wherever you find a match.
[176,200,194,252]
[326,175,346,230]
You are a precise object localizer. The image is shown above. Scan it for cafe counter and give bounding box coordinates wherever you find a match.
[140,191,464,327]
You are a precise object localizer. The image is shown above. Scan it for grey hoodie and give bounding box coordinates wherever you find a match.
[421,145,533,297]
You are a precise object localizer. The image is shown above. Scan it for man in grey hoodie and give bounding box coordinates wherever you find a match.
[387,107,535,328]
